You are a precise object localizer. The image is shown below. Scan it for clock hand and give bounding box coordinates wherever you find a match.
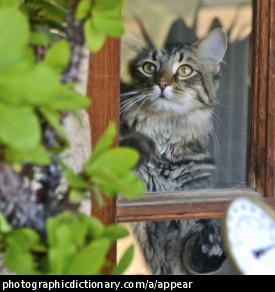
[253,242,275,258]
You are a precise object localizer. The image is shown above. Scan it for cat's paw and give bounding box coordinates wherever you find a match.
[200,224,224,257]
[191,223,226,273]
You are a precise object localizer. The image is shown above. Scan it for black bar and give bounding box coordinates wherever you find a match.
[0,275,270,291]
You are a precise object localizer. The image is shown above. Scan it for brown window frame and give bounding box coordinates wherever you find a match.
[86,0,275,266]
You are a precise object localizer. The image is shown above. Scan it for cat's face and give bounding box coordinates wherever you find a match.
[130,45,208,114]
[123,28,227,116]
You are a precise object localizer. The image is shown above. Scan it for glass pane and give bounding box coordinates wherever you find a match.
[118,0,252,275]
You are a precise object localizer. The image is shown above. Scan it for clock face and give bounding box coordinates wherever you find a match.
[223,197,275,275]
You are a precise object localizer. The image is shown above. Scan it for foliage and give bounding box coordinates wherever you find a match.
[0,4,88,164]
[64,122,144,207]
[19,0,124,52]
[0,0,143,275]
[80,0,124,52]
[0,211,132,275]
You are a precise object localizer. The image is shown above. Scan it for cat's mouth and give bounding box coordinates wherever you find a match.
[157,92,173,102]
[153,85,172,100]
[150,94,174,108]
[149,86,176,108]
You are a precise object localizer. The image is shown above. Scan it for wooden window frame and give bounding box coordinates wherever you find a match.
[86,0,275,265]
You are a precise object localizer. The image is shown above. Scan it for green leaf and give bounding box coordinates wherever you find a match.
[39,0,67,23]
[46,211,102,251]
[4,249,37,275]
[85,145,143,199]
[68,217,88,248]
[31,243,47,253]
[114,245,134,275]
[46,211,72,246]
[84,122,116,167]
[93,169,145,198]
[92,17,124,37]
[48,224,78,274]
[4,144,50,165]
[56,224,73,245]
[0,102,40,150]
[91,169,123,196]
[75,0,91,20]
[90,185,104,208]
[0,7,29,69]
[119,172,145,198]
[44,40,70,73]
[0,212,11,233]
[7,228,40,251]
[30,32,49,46]
[85,216,104,238]
[69,190,85,204]
[84,18,106,53]
[62,164,90,189]
[49,243,77,274]
[67,238,110,275]
[93,180,115,198]
[0,49,34,76]
[0,0,19,7]
[49,0,69,8]
[0,64,60,106]
[39,107,65,138]
[84,147,139,176]
[32,24,62,45]
[103,224,129,241]
[89,173,115,196]
[47,88,91,111]
[93,0,123,18]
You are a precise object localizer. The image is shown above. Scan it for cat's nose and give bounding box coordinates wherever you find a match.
[158,80,169,91]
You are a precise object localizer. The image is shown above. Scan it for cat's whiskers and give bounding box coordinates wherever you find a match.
[189,103,220,159]
[132,95,149,117]
[195,103,221,158]
[120,92,149,118]
[120,97,144,117]
[121,90,139,97]
[215,100,232,109]
[202,106,225,158]
[210,126,220,159]
[211,110,227,135]
[120,96,141,111]
[121,89,152,116]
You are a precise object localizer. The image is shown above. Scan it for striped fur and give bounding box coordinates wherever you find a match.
[120,29,228,274]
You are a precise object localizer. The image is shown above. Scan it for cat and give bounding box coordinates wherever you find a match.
[120,28,228,275]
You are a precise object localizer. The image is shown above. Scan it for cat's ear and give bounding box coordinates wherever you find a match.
[195,28,227,63]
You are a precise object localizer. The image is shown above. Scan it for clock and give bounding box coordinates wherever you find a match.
[222,197,275,275]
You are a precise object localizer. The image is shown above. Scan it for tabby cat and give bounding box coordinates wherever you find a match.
[120,28,228,275]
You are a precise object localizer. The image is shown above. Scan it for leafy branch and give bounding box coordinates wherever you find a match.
[0,0,143,275]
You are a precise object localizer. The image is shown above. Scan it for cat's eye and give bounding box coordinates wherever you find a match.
[177,64,193,77]
[142,62,157,75]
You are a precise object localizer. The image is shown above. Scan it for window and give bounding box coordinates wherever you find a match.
[86,0,275,269]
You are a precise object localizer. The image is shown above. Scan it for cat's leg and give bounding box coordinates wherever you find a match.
[132,221,185,275]
[181,219,226,274]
